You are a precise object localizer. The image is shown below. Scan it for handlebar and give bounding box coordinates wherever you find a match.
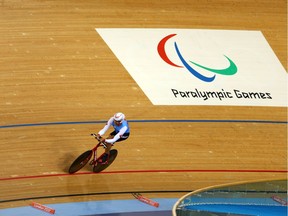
[90,133,100,140]
[90,133,107,149]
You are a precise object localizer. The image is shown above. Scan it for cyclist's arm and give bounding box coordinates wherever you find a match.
[105,126,128,144]
[98,117,113,136]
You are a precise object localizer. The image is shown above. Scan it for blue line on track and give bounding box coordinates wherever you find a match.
[0,119,287,129]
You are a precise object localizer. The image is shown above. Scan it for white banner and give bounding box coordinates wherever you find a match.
[96,28,287,107]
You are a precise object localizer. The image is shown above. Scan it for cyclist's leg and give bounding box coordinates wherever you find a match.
[103,131,129,155]
[103,132,115,154]
[99,132,115,163]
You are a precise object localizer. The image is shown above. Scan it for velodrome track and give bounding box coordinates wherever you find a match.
[0,0,287,215]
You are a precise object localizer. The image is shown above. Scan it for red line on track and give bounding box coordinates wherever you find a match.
[0,169,287,181]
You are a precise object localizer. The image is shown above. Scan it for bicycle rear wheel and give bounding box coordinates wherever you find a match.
[69,150,93,174]
[93,149,118,173]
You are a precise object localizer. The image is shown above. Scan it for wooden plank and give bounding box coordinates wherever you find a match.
[0,0,286,210]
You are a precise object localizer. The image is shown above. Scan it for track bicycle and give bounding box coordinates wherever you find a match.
[68,134,118,174]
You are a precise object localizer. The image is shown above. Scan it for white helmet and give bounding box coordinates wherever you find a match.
[113,112,125,123]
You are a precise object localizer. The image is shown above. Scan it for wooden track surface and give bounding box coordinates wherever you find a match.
[0,0,287,209]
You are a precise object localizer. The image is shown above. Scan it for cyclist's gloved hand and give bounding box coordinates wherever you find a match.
[96,134,102,140]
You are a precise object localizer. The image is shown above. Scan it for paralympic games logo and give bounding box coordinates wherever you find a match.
[157,34,238,82]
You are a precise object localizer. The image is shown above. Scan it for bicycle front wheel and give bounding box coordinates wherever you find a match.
[69,150,92,174]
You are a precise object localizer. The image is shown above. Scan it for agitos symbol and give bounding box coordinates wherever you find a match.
[157,34,238,82]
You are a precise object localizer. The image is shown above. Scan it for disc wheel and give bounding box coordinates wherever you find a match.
[93,149,118,173]
[69,150,93,174]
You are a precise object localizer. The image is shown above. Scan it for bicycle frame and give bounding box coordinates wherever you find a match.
[89,134,108,166]
[89,142,105,166]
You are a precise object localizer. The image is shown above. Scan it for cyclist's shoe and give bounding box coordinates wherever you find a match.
[99,153,109,164]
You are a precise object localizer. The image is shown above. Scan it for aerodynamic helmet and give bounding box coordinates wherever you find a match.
[113,112,125,123]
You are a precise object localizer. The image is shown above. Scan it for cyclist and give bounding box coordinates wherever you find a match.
[95,112,130,163]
